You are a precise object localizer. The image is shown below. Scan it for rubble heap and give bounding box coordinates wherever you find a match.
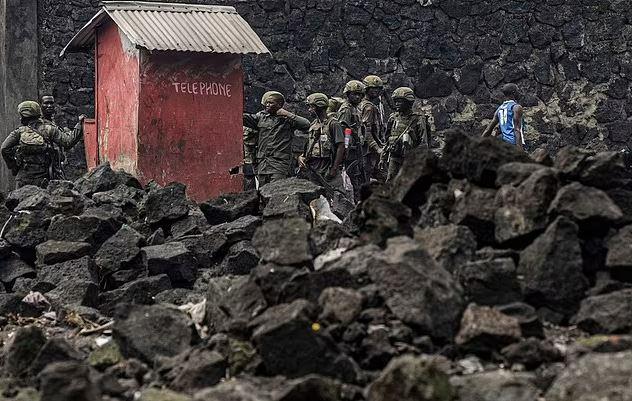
[1,131,632,400]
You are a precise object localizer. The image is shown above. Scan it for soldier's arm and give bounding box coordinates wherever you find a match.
[330,121,346,176]
[53,117,84,149]
[243,113,259,129]
[337,108,353,131]
[362,104,381,153]
[514,105,524,151]
[1,131,21,173]
[284,112,311,131]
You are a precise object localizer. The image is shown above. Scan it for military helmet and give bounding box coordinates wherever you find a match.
[343,80,366,95]
[18,101,42,118]
[391,87,415,102]
[327,97,344,113]
[363,75,384,88]
[261,91,285,106]
[306,93,329,108]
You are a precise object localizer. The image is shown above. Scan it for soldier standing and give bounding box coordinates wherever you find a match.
[482,83,525,151]
[337,80,366,199]
[40,95,70,179]
[298,93,346,194]
[381,87,431,182]
[243,91,311,185]
[1,101,85,189]
[359,75,386,181]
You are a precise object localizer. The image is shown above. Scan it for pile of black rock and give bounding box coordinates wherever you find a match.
[0,131,632,401]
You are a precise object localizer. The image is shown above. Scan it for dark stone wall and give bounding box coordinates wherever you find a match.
[37,0,632,177]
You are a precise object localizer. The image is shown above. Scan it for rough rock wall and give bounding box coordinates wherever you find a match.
[39,0,632,174]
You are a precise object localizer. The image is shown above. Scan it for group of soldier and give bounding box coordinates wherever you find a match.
[242,75,432,202]
[1,96,85,189]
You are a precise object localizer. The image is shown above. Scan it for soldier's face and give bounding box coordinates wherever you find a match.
[366,87,383,99]
[394,99,413,112]
[348,92,363,105]
[41,96,56,117]
[265,98,283,114]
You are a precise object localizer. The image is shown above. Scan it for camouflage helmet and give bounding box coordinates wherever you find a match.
[261,91,285,106]
[17,101,42,118]
[391,87,415,102]
[327,97,344,113]
[343,80,366,95]
[363,75,384,88]
[306,93,329,108]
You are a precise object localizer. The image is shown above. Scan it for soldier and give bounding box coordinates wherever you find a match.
[1,101,85,189]
[360,75,386,181]
[337,80,366,199]
[482,83,525,151]
[243,126,258,190]
[381,87,431,182]
[298,93,346,195]
[40,95,71,179]
[243,91,311,185]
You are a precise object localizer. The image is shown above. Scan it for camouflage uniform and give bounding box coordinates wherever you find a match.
[327,97,344,120]
[359,75,386,181]
[243,91,311,185]
[243,126,258,190]
[383,88,431,181]
[1,101,83,189]
[337,80,366,198]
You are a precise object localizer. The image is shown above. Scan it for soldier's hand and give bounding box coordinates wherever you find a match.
[78,114,87,122]
[298,155,307,168]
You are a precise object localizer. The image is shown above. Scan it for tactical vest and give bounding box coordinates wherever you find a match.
[306,117,336,160]
[388,112,427,148]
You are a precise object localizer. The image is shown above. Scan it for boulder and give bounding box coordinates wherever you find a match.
[142,242,197,286]
[606,225,632,281]
[546,351,632,401]
[144,182,190,225]
[449,181,496,245]
[572,289,632,334]
[356,195,414,245]
[455,304,522,355]
[38,361,101,401]
[113,304,197,363]
[94,224,145,282]
[451,370,540,401]
[35,241,92,265]
[0,255,36,286]
[154,288,205,305]
[38,256,98,289]
[578,151,631,190]
[263,193,312,220]
[170,208,211,239]
[46,280,99,308]
[252,218,312,266]
[29,338,85,376]
[549,182,623,231]
[501,338,562,369]
[518,216,588,316]
[0,294,42,317]
[99,275,171,315]
[214,241,259,276]
[494,168,559,244]
[75,162,140,197]
[162,347,227,393]
[4,210,49,249]
[495,162,547,186]
[3,325,47,376]
[259,178,324,204]
[390,151,442,210]
[368,355,455,401]
[310,220,350,256]
[200,190,259,225]
[5,185,46,210]
[210,215,262,245]
[205,276,267,334]
[414,224,476,273]
[457,258,522,306]
[47,212,118,247]
[440,131,530,187]
[318,287,364,324]
[250,299,358,382]
[367,236,464,340]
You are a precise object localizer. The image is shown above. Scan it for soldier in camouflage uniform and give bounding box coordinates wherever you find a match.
[243,91,311,185]
[298,93,346,194]
[40,95,78,179]
[2,101,85,189]
[359,75,386,181]
[337,80,366,199]
[381,87,431,182]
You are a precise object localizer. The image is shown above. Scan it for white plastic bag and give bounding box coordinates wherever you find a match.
[341,168,354,203]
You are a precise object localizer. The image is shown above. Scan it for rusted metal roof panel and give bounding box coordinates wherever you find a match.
[61,1,269,56]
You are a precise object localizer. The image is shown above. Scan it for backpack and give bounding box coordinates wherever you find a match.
[15,124,53,165]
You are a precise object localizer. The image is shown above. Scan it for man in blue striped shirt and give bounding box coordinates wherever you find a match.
[482,83,525,151]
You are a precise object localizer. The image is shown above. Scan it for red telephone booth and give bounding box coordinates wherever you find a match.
[61,1,269,201]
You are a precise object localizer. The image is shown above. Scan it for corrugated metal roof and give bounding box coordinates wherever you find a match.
[60,1,269,56]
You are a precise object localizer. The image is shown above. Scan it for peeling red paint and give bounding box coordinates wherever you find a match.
[86,20,244,202]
